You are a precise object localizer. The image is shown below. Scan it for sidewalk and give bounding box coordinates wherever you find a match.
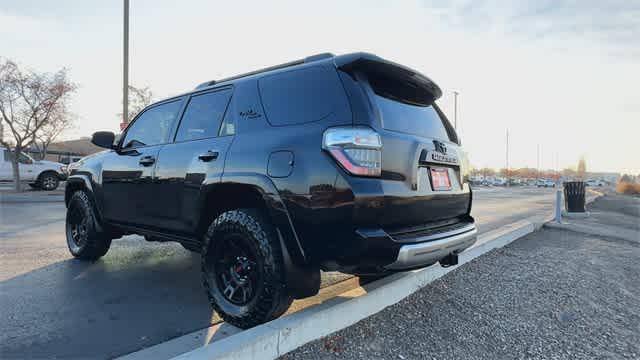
[281,193,640,360]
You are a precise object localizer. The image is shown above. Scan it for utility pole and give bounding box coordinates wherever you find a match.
[555,151,559,182]
[506,129,509,186]
[453,91,459,130]
[537,144,540,180]
[122,0,130,130]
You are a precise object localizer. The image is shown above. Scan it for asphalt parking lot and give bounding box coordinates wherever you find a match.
[0,186,576,359]
[282,193,640,360]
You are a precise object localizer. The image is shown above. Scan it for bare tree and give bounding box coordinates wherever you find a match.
[0,58,77,191]
[31,111,75,160]
[118,85,154,123]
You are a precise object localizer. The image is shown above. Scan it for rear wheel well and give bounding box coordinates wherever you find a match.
[197,183,320,299]
[197,183,268,238]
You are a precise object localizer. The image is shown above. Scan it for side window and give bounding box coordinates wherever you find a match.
[3,150,32,164]
[175,89,232,142]
[258,66,343,126]
[122,100,182,148]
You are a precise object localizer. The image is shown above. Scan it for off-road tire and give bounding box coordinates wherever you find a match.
[201,208,293,329]
[38,172,59,191]
[65,190,111,260]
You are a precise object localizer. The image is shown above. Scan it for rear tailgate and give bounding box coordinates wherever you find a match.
[337,54,470,229]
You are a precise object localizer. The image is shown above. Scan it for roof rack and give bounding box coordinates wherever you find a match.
[195,53,334,89]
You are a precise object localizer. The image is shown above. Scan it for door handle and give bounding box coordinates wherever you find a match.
[139,156,156,166]
[198,151,219,162]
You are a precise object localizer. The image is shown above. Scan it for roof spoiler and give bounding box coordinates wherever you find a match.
[334,52,443,101]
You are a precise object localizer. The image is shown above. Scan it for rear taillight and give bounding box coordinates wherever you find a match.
[323,127,382,177]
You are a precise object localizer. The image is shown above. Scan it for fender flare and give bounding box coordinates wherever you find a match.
[213,172,307,266]
[65,174,94,204]
[64,174,105,231]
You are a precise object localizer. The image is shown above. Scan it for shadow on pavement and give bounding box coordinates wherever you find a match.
[0,243,219,359]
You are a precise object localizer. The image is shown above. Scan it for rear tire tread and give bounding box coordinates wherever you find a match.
[201,208,292,329]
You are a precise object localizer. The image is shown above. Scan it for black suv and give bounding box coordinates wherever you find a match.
[65,53,476,328]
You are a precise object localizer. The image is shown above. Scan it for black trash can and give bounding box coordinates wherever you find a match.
[563,181,586,213]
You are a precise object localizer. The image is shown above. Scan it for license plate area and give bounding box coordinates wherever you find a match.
[429,167,451,191]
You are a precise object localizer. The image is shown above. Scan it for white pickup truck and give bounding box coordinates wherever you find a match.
[0,147,67,190]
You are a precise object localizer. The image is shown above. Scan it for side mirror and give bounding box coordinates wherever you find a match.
[91,131,116,149]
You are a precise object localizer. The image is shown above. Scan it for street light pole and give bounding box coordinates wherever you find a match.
[537,144,540,180]
[122,0,129,128]
[453,91,459,130]
[506,128,509,187]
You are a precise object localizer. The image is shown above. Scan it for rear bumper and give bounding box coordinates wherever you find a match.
[277,166,474,270]
[326,219,476,273]
[384,224,476,270]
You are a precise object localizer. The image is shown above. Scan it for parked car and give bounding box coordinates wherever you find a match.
[0,147,67,190]
[508,178,522,186]
[536,179,556,187]
[585,179,604,187]
[492,178,507,186]
[64,52,477,328]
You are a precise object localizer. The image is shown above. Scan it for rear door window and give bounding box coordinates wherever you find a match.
[175,89,232,142]
[258,66,343,126]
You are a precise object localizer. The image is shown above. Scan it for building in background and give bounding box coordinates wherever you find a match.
[26,138,103,164]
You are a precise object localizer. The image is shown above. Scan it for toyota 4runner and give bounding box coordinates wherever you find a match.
[65,52,477,328]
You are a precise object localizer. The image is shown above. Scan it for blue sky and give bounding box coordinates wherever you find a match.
[1,0,638,174]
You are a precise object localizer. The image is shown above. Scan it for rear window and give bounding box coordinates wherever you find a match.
[258,66,343,126]
[374,94,451,141]
[367,71,457,142]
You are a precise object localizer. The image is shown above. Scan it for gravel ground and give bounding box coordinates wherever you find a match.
[282,195,640,360]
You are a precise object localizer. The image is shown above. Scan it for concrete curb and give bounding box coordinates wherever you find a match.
[172,220,537,360]
[545,220,639,242]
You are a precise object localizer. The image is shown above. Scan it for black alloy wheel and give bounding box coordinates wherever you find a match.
[201,208,293,329]
[208,234,259,305]
[65,191,111,260]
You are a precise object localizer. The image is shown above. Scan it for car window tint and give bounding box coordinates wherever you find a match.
[122,100,182,148]
[373,94,451,141]
[175,89,232,142]
[258,66,343,126]
[3,150,32,164]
